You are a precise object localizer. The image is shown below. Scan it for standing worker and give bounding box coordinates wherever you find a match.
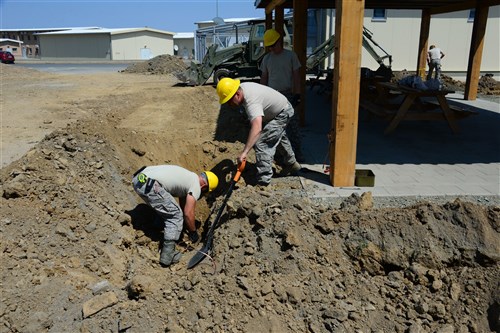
[216,77,301,186]
[132,165,218,267]
[260,28,304,162]
[427,45,445,81]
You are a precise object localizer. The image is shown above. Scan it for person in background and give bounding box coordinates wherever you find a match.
[427,44,445,81]
[260,28,304,162]
[132,165,218,267]
[216,77,301,186]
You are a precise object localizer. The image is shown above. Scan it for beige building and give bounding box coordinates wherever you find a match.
[36,27,175,61]
[1,27,102,58]
[318,7,500,77]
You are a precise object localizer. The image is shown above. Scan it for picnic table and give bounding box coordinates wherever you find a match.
[360,81,477,134]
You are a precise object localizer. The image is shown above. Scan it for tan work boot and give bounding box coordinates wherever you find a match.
[278,161,301,177]
[159,240,182,267]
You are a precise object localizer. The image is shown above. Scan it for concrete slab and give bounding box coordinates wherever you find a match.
[298,87,500,198]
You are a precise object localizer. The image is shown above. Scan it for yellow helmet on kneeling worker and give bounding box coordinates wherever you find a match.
[202,171,219,192]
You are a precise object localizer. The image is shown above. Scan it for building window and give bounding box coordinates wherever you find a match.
[372,9,387,22]
[468,9,475,22]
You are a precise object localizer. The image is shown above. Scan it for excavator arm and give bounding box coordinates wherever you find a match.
[306,26,392,73]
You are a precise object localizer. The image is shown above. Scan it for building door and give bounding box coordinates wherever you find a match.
[140,47,152,60]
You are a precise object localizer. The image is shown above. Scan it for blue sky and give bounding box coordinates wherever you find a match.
[0,0,265,33]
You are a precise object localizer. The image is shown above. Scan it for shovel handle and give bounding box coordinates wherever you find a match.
[233,160,246,182]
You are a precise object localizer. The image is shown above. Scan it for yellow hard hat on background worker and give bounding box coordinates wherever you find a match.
[263,29,281,47]
[216,77,240,104]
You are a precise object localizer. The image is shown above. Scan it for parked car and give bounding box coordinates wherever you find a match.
[0,51,15,64]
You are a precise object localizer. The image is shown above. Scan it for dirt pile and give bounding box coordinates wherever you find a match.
[391,70,500,96]
[1,65,499,333]
[477,74,500,95]
[121,54,188,75]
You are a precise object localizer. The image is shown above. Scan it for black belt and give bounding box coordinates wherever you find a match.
[134,166,154,193]
[133,166,146,177]
[136,175,155,193]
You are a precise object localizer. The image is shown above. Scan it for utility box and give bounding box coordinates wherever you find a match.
[355,169,375,187]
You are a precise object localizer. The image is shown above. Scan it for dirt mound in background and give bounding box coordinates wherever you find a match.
[121,54,188,75]
[391,70,500,96]
[1,66,499,333]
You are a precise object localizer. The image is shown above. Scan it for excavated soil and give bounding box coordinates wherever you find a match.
[392,70,500,96]
[1,60,499,333]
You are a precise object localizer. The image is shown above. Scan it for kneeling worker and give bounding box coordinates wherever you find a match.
[132,165,218,267]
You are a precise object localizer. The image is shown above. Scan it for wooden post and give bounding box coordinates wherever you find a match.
[275,6,285,34]
[266,12,273,30]
[465,4,489,101]
[417,9,431,79]
[330,0,364,187]
[293,0,308,126]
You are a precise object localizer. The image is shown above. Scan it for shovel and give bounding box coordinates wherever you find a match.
[187,160,246,269]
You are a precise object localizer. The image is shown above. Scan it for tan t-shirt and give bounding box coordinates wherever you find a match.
[142,165,201,200]
[240,82,289,123]
[260,49,301,93]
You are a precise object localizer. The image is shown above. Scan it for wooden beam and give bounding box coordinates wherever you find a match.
[417,9,431,78]
[256,0,500,12]
[429,0,499,15]
[330,0,364,187]
[293,0,308,126]
[266,0,286,14]
[464,3,489,100]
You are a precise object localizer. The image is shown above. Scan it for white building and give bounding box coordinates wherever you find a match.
[174,32,195,59]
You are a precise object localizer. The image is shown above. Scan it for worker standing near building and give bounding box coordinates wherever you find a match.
[216,77,301,186]
[427,44,445,81]
[260,28,304,162]
[132,165,218,267]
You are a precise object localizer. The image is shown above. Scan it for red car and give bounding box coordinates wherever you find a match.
[0,51,15,64]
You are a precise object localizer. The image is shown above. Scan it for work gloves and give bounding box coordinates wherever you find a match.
[188,230,199,243]
[291,94,301,107]
[159,240,182,267]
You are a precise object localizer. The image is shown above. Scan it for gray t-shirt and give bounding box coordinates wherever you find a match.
[240,82,289,123]
[142,165,201,200]
[260,49,301,93]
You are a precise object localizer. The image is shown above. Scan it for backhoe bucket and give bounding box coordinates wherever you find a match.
[175,61,204,86]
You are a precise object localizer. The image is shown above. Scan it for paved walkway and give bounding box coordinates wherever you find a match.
[298,88,500,199]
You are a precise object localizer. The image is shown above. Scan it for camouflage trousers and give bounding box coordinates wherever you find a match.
[254,104,296,184]
[132,173,183,241]
[283,93,304,162]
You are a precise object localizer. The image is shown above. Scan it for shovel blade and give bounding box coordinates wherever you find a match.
[187,244,210,269]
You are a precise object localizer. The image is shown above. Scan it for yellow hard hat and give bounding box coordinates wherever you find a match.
[216,77,240,104]
[264,29,281,47]
[203,171,219,192]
